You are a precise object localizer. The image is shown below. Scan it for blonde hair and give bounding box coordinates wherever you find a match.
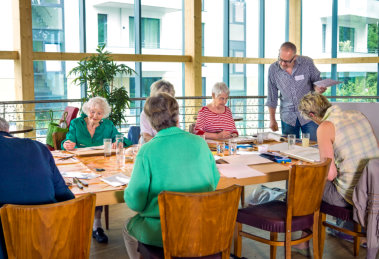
[82,97,111,118]
[150,80,175,97]
[298,92,332,120]
[212,82,230,97]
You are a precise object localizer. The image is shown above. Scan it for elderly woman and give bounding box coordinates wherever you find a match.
[139,79,175,144]
[62,96,132,244]
[194,82,238,139]
[123,93,220,259]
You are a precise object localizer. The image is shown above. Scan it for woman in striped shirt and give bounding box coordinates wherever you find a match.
[194,82,238,139]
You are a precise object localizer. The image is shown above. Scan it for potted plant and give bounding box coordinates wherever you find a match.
[68,45,135,126]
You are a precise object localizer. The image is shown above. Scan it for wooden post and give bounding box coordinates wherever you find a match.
[13,0,35,138]
[184,0,203,129]
[288,0,302,52]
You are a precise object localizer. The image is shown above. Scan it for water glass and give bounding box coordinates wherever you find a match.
[228,140,237,155]
[302,133,310,147]
[257,132,264,144]
[287,134,296,150]
[103,138,112,157]
[115,134,124,155]
[217,142,225,156]
[116,148,126,168]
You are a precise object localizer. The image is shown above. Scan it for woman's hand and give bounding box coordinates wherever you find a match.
[218,130,232,139]
[63,140,76,151]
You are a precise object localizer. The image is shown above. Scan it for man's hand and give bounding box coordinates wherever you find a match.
[269,119,279,132]
[314,85,327,94]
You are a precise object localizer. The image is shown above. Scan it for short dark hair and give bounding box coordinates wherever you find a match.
[280,42,297,54]
[144,93,179,132]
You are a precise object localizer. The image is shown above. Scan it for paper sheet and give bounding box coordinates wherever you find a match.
[280,147,320,163]
[101,173,130,187]
[221,154,272,165]
[61,171,101,179]
[314,78,342,88]
[217,164,265,179]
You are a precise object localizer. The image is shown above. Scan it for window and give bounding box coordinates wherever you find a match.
[98,14,107,47]
[322,24,327,53]
[339,26,355,52]
[231,0,245,24]
[367,23,378,54]
[129,17,160,48]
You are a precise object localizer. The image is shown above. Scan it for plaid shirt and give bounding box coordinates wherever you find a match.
[266,56,321,126]
[324,105,379,204]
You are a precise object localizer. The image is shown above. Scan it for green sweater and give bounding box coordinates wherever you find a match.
[61,114,132,149]
[124,127,220,247]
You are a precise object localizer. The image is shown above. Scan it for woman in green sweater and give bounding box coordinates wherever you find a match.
[62,96,132,244]
[123,93,220,259]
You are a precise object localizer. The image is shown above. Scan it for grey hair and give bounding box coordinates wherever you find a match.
[280,42,297,54]
[150,80,175,97]
[212,82,230,97]
[0,117,9,132]
[82,97,111,118]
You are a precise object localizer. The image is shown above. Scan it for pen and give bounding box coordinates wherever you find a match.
[73,177,84,189]
[59,155,75,161]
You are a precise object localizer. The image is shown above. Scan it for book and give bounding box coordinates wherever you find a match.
[280,146,320,163]
[314,78,342,88]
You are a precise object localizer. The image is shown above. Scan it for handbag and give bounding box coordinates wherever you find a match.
[46,110,69,147]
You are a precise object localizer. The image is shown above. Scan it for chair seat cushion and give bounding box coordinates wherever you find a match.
[237,200,314,233]
[138,242,222,259]
[320,201,353,221]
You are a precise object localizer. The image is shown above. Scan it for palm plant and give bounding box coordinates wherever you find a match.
[69,45,135,126]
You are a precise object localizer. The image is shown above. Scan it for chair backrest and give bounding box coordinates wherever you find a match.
[52,131,68,150]
[127,126,141,144]
[287,158,331,217]
[62,106,79,129]
[0,194,96,259]
[158,185,242,259]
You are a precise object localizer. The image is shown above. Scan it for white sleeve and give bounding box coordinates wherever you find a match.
[140,111,156,136]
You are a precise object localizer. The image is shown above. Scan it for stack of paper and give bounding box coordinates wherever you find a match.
[280,146,320,163]
[101,173,130,187]
[217,164,264,179]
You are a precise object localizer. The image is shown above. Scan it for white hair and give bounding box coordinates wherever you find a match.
[82,97,111,118]
[212,82,230,97]
[0,117,9,132]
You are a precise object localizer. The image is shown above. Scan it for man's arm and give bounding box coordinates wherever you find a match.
[266,67,279,131]
[317,121,337,181]
[268,107,279,132]
[308,58,326,94]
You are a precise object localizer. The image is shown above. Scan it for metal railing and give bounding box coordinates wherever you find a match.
[0,95,377,143]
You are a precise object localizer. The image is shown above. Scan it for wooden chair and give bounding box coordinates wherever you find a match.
[318,201,365,258]
[138,185,242,259]
[234,158,332,259]
[0,194,96,259]
[52,131,67,150]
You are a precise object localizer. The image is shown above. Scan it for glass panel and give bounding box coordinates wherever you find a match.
[338,0,379,57]
[202,63,224,95]
[0,61,15,101]
[0,0,13,50]
[86,0,135,53]
[141,0,182,54]
[265,0,286,58]
[203,0,224,56]
[302,0,332,58]
[245,1,259,58]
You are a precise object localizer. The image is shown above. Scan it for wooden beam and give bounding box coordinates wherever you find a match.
[13,0,35,138]
[184,0,202,97]
[32,52,192,63]
[0,51,19,60]
[314,57,379,64]
[203,56,276,64]
[288,0,301,51]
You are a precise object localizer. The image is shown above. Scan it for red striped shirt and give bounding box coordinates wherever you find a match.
[194,106,238,136]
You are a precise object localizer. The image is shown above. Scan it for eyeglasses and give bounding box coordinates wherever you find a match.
[278,55,296,64]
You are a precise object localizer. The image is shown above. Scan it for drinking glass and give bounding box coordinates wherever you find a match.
[228,139,237,155]
[115,134,124,155]
[103,138,112,157]
[217,142,225,156]
[287,134,296,150]
[116,148,125,168]
[257,132,264,144]
[302,133,310,147]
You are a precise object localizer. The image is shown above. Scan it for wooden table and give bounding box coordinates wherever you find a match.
[66,153,289,206]
[9,125,33,134]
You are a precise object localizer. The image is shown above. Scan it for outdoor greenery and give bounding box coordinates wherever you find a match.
[368,23,378,53]
[68,45,135,126]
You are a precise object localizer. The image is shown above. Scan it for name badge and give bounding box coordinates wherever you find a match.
[295,75,305,81]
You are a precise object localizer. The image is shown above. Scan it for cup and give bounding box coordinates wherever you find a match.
[103,138,112,157]
[287,134,296,150]
[258,144,269,153]
[115,134,124,155]
[116,148,125,168]
[257,132,264,145]
[228,140,237,155]
[217,142,225,156]
[302,133,310,147]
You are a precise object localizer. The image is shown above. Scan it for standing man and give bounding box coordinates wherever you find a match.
[266,42,326,141]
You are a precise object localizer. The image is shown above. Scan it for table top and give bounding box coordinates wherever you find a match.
[9,125,34,134]
[54,148,289,206]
